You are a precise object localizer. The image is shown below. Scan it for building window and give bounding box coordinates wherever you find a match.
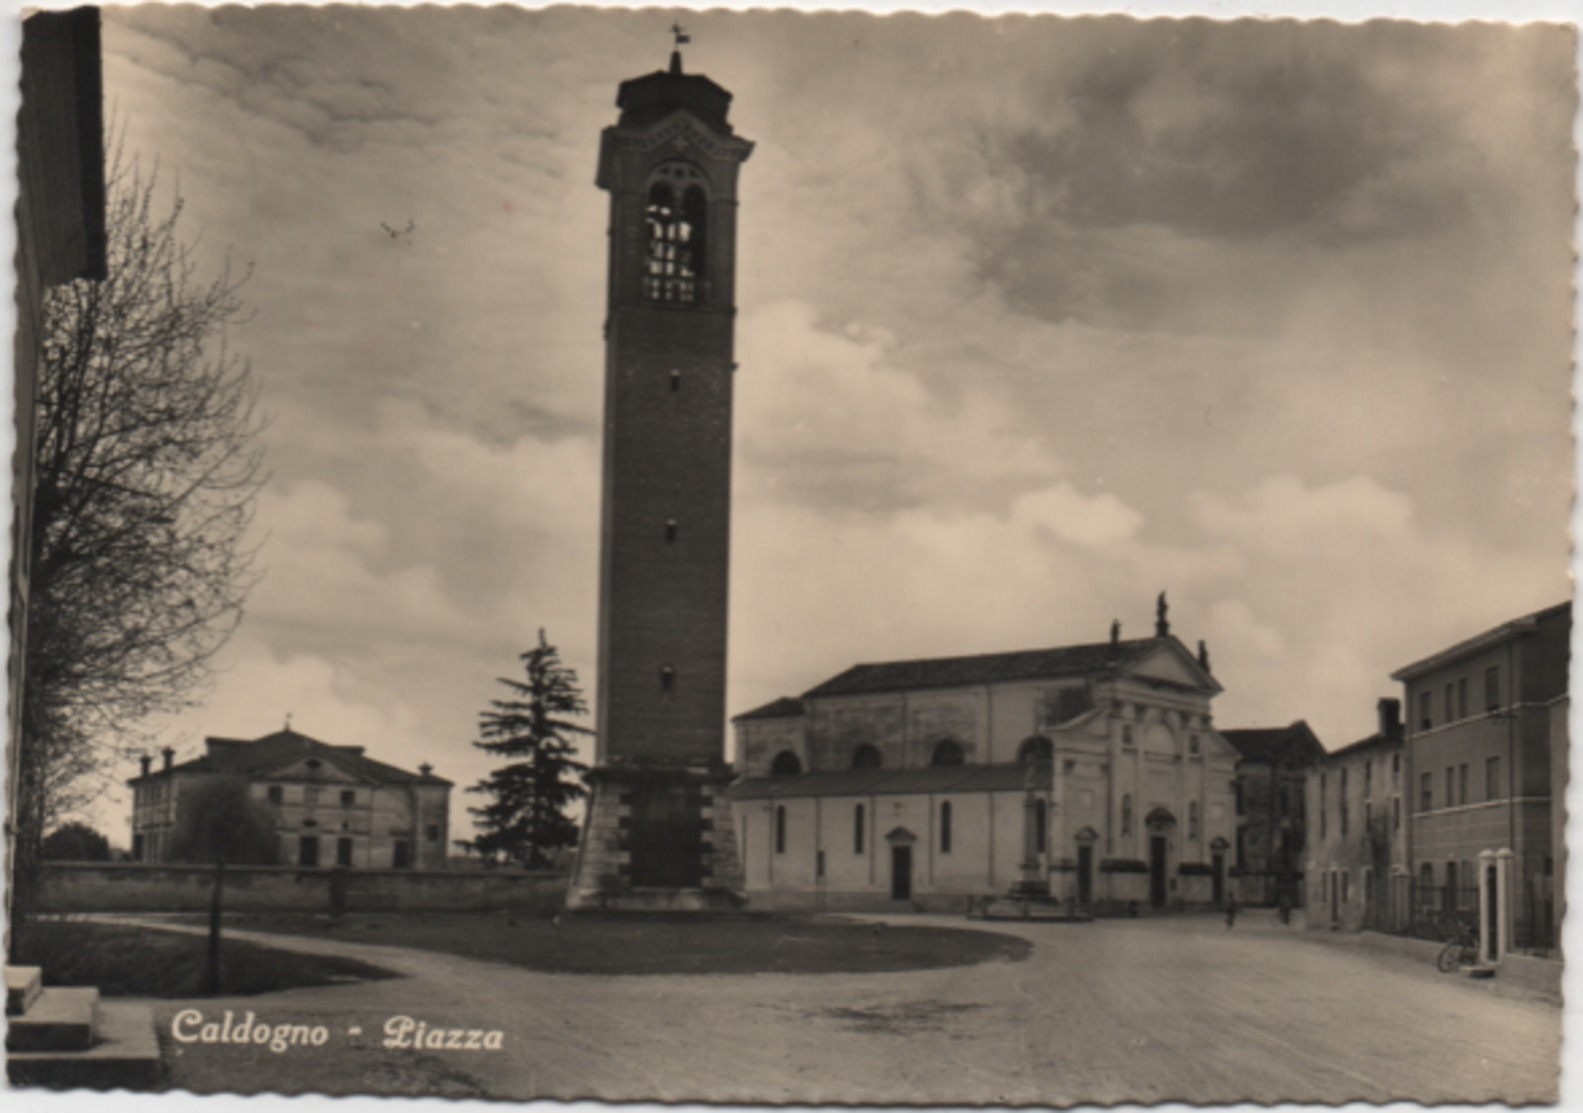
[775,806,787,854]
[299,836,320,868]
[340,790,355,807]
[1444,767,1454,809]
[426,824,440,843]
[1121,794,1133,836]
[1393,795,1401,831]
[660,665,675,693]
[1034,798,1047,852]
[1122,725,1134,747]
[669,369,681,393]
[393,840,411,869]
[1486,755,1501,800]
[1189,734,1200,755]
[268,785,283,805]
[644,178,707,304]
[1188,800,1199,840]
[1392,752,1400,780]
[1236,828,1246,870]
[940,801,953,854]
[132,833,145,861]
[1234,781,1245,817]
[1444,683,1455,723]
[770,750,803,777]
[1458,764,1468,807]
[1318,775,1326,837]
[665,518,678,544]
[854,804,865,854]
[1419,862,1433,896]
[852,744,882,769]
[1419,692,1432,731]
[1420,772,1432,812]
[1457,678,1468,720]
[931,740,965,766]
[336,837,354,867]
[1485,666,1501,712]
[1341,871,1350,904]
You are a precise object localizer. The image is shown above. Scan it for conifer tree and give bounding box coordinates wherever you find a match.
[467,630,592,866]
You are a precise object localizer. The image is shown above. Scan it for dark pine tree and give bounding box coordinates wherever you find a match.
[468,630,592,867]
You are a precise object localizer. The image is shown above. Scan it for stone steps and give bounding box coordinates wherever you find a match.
[3,967,162,1090]
[6,964,43,1016]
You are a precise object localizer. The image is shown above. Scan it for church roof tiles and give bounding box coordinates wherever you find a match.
[799,637,1166,699]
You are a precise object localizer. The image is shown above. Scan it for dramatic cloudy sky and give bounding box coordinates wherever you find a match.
[83,7,1574,843]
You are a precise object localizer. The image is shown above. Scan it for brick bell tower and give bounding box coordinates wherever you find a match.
[566,38,753,911]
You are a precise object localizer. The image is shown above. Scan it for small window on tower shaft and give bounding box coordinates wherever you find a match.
[660,665,675,693]
[665,519,678,544]
[670,369,681,392]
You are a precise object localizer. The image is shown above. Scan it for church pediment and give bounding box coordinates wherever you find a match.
[1145,806,1177,830]
[884,826,918,844]
[1124,641,1221,694]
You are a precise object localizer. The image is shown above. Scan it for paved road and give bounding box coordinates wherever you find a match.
[119,911,1559,1104]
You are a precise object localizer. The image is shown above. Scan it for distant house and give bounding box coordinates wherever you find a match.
[730,608,1240,914]
[128,728,452,870]
[1220,721,1325,906]
[1304,700,1409,932]
[1392,601,1570,953]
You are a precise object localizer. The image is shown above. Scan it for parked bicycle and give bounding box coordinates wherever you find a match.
[1435,914,1480,973]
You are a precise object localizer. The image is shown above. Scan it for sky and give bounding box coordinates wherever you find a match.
[78,6,1575,846]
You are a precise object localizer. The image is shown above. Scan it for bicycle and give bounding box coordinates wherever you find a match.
[1435,917,1480,973]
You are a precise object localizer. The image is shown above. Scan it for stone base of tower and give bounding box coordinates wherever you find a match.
[566,764,747,913]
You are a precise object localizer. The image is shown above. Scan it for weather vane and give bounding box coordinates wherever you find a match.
[671,22,691,47]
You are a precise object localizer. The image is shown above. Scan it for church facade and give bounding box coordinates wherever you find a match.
[730,613,1240,913]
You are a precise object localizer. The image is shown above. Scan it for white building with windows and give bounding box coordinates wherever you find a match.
[729,609,1240,913]
[128,728,452,870]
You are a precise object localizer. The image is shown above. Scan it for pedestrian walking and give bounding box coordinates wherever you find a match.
[1277,892,1292,926]
[1225,894,1239,929]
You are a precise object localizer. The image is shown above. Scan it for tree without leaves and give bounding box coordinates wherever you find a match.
[13,149,267,921]
[167,775,278,996]
[468,630,591,868]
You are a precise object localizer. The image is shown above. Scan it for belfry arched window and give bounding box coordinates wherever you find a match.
[644,165,708,305]
[1121,793,1133,836]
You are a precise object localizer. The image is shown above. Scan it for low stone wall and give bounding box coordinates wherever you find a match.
[37,862,569,915]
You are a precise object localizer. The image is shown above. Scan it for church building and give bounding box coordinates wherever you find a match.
[730,602,1240,913]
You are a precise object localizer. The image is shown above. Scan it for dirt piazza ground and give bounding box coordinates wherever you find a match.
[103,910,1559,1105]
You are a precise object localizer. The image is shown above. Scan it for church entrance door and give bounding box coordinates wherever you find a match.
[891,844,912,900]
[1149,836,1168,908]
[1212,852,1225,906]
[1077,844,1093,906]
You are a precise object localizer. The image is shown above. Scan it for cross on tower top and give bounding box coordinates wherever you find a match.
[668,22,691,74]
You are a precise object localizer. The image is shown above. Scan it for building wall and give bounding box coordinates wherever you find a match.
[38,862,566,914]
[735,657,1238,913]
[133,768,451,871]
[1305,739,1407,932]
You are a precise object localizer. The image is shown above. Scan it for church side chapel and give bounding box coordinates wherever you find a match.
[730,598,1240,913]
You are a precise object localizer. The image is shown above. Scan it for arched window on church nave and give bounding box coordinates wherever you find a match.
[931,740,965,766]
[852,744,882,769]
[643,169,708,304]
[853,804,865,854]
[775,806,787,854]
[770,750,803,777]
[939,801,953,854]
[1189,800,1199,840]
[1018,736,1054,764]
[1121,794,1133,836]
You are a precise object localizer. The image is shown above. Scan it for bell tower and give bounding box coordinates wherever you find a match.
[567,38,753,911]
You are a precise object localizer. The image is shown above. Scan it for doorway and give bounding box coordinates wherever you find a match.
[1329,872,1340,927]
[1212,852,1225,906]
[299,836,319,868]
[1149,836,1168,908]
[891,844,912,900]
[1078,844,1094,906]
